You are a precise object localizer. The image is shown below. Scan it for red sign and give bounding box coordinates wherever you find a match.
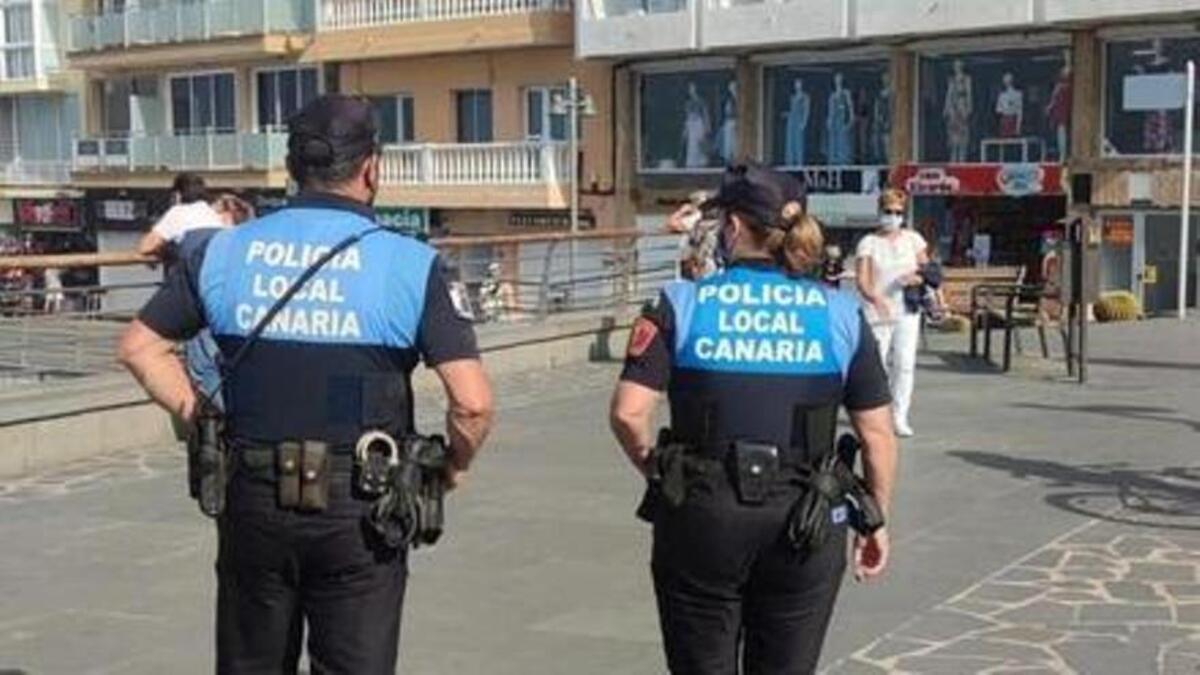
[15,199,81,231]
[890,164,1066,197]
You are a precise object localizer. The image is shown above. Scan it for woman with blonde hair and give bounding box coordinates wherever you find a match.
[856,188,928,437]
[612,163,896,674]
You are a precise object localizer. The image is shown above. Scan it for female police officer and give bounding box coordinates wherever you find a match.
[610,163,898,674]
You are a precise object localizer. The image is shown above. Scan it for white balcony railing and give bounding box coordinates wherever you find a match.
[68,0,314,53]
[0,160,72,185]
[72,132,289,173]
[379,141,570,187]
[318,0,570,31]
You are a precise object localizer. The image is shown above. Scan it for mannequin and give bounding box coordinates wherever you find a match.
[716,80,738,165]
[783,78,811,166]
[681,81,711,169]
[1045,64,1072,160]
[995,72,1024,138]
[1143,39,1175,154]
[825,72,854,165]
[872,71,893,164]
[944,59,974,162]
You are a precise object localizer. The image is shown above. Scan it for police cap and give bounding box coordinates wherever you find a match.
[287,95,379,171]
[702,162,805,230]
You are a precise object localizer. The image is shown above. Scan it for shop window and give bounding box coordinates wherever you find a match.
[257,67,319,132]
[456,89,493,143]
[639,68,736,172]
[171,72,236,135]
[1104,37,1200,157]
[525,86,569,142]
[370,94,414,145]
[918,47,1072,164]
[764,60,890,168]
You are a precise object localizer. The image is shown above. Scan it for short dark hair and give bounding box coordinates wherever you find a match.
[172,172,208,204]
[286,95,379,189]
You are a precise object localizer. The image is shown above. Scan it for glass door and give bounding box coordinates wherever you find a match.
[1141,213,1199,315]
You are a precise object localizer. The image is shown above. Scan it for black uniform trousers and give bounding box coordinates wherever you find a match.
[650,466,847,675]
[216,454,408,675]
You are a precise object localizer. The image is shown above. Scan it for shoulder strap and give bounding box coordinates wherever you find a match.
[196,226,384,408]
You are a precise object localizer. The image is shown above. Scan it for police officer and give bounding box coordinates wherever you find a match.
[610,163,898,674]
[118,95,495,673]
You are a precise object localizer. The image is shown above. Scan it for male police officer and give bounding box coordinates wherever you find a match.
[118,95,494,673]
[611,163,897,673]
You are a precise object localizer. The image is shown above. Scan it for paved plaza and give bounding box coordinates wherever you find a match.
[1,318,1198,674]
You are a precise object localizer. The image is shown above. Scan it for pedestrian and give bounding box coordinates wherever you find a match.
[137,172,225,260]
[666,190,720,280]
[43,266,64,314]
[855,188,928,438]
[173,192,255,411]
[610,162,897,674]
[117,95,495,673]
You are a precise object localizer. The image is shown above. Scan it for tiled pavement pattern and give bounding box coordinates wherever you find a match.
[835,518,1200,674]
[2,318,1199,674]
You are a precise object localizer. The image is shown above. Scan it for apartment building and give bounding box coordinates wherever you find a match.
[579,0,1200,315]
[0,0,82,246]
[307,0,614,242]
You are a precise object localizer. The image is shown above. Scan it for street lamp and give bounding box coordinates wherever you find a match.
[552,77,596,288]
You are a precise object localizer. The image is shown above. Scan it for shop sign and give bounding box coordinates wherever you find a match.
[891,164,1065,197]
[14,199,81,231]
[1103,217,1134,247]
[376,207,429,238]
[98,199,143,222]
[509,211,596,230]
[786,167,888,195]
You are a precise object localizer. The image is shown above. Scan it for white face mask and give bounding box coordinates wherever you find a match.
[880,214,904,230]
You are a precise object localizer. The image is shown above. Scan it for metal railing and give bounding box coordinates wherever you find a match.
[318,0,570,30]
[0,231,678,380]
[0,160,72,185]
[379,142,571,187]
[73,131,289,173]
[68,0,314,53]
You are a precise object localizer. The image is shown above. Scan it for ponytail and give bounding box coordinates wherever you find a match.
[766,201,824,274]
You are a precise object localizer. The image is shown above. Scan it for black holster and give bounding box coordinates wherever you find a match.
[785,434,886,553]
[636,429,690,523]
[187,404,229,519]
[365,433,450,550]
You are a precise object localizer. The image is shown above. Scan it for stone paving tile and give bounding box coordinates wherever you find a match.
[1102,581,1167,604]
[1126,562,1198,583]
[1077,603,1174,624]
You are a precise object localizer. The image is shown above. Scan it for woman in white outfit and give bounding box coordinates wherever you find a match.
[856,188,928,437]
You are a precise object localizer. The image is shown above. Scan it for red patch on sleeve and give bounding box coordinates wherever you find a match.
[626,318,659,358]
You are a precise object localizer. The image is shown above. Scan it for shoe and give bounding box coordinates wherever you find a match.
[895,421,914,438]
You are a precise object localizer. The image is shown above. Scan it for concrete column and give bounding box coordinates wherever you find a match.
[1070,30,1101,168]
[888,48,916,167]
[736,56,760,163]
[612,64,636,230]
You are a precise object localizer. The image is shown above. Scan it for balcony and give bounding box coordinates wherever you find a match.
[855,0,1039,39]
[308,0,572,61]
[0,160,72,186]
[576,0,694,59]
[378,141,572,209]
[0,45,71,94]
[68,0,313,70]
[72,131,289,188]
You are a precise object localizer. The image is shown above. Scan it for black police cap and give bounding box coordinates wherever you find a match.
[287,95,379,169]
[702,162,805,230]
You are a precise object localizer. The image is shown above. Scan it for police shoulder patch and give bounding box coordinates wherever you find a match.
[627,317,659,359]
[447,281,475,321]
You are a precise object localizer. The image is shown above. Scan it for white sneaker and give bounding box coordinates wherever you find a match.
[895,421,915,438]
